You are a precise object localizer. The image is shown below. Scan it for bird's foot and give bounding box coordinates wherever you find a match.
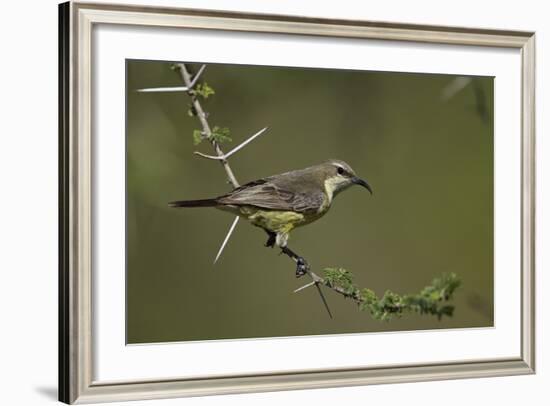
[264,233,276,248]
[279,246,309,277]
[296,257,309,278]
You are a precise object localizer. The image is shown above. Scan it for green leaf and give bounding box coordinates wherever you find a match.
[193,129,203,145]
[195,82,215,99]
[210,126,232,144]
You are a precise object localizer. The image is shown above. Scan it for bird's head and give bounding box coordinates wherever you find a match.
[321,159,373,199]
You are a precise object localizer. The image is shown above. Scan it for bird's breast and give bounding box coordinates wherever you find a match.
[317,189,333,215]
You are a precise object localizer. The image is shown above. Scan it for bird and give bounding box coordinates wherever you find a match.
[169,159,372,277]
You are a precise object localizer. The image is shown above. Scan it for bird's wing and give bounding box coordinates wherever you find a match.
[218,178,325,213]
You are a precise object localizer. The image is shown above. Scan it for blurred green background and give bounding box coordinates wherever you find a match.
[126,60,494,344]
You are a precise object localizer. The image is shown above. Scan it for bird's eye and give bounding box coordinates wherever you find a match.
[337,167,345,175]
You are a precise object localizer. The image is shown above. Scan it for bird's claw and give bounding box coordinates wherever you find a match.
[296,257,309,278]
[264,234,276,248]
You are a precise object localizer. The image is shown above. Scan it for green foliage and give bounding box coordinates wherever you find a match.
[321,268,461,321]
[185,77,230,145]
[195,82,215,99]
[324,268,358,297]
[210,126,232,144]
[192,129,204,146]
[193,126,232,146]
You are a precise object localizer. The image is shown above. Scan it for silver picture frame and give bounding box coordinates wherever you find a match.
[59,1,536,403]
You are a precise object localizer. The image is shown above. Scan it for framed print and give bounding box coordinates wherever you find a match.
[59,1,535,404]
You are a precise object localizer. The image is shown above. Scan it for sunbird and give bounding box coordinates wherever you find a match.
[169,159,372,277]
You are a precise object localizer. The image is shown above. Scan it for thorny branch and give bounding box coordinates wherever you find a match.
[173,64,268,264]
[175,63,240,188]
[300,268,461,321]
[173,63,242,264]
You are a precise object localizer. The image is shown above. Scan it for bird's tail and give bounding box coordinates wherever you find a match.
[168,198,219,208]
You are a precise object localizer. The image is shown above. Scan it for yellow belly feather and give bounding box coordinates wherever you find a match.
[248,210,305,234]
[217,198,330,247]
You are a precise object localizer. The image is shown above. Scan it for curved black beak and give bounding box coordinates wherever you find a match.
[352,177,373,195]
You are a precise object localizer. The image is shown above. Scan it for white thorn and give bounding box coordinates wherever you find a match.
[194,151,221,160]
[294,281,316,293]
[193,127,269,161]
[136,65,206,93]
[189,64,207,88]
[224,127,269,159]
[214,216,240,264]
[136,86,189,93]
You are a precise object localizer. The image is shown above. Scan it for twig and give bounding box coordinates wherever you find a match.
[296,268,461,321]
[175,63,241,263]
[305,269,362,303]
[174,65,272,265]
[176,63,240,188]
